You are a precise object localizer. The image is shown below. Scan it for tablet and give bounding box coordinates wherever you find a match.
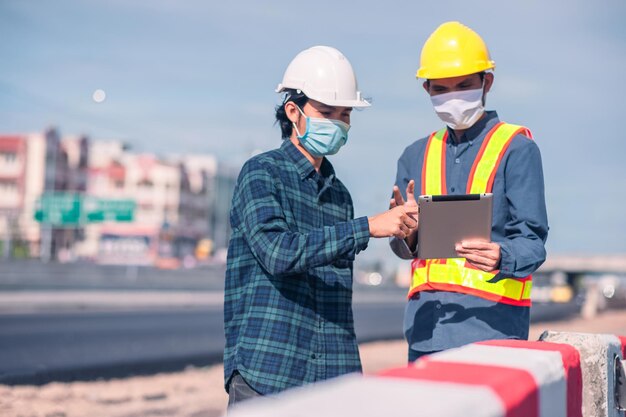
[417,193,493,259]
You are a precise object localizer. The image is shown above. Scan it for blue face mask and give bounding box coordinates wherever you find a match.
[293,106,350,157]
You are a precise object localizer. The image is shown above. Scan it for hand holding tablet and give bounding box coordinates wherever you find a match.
[454,240,502,272]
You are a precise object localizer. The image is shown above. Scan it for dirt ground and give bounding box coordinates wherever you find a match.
[2,308,626,417]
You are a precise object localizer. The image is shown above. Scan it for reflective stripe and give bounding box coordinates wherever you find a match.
[412,122,534,306]
[411,258,531,306]
[422,129,447,195]
[522,279,533,301]
[467,122,529,194]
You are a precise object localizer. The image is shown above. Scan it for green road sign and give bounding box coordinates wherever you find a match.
[34,193,81,225]
[34,193,135,225]
[83,197,135,222]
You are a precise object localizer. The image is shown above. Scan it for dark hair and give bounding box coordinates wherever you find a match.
[275,89,308,139]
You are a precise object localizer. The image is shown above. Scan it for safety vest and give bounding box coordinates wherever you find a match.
[409,122,533,307]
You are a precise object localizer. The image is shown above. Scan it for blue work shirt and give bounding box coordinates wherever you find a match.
[390,111,549,352]
[224,139,370,395]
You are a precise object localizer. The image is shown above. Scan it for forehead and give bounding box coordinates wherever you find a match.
[429,73,482,88]
[307,99,352,112]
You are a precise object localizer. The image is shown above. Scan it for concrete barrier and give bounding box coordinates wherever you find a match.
[540,331,626,417]
[227,333,626,417]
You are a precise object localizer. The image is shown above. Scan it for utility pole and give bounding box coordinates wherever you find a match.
[41,129,59,263]
[2,216,10,260]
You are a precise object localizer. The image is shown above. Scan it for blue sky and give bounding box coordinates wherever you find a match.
[1,0,625,265]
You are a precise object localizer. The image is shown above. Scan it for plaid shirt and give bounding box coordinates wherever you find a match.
[224,139,370,395]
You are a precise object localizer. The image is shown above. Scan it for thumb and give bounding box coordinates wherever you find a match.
[407,180,417,204]
[393,186,405,206]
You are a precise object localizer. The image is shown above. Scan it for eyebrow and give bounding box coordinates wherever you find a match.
[432,79,476,89]
[456,79,475,86]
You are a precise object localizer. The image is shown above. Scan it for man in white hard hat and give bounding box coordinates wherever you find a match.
[390,22,549,361]
[223,46,418,404]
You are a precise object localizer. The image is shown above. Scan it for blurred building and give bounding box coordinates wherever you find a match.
[80,141,181,265]
[55,134,90,262]
[170,155,217,262]
[0,128,238,265]
[210,163,237,254]
[0,128,88,261]
[0,133,30,258]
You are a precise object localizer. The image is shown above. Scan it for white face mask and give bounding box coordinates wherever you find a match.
[430,85,485,130]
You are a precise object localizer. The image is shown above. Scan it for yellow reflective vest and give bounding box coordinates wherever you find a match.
[410,122,533,307]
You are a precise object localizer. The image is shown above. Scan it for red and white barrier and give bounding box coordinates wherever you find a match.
[228,333,626,417]
[228,374,508,417]
[380,339,581,417]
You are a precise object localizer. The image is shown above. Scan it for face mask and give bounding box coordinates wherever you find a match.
[430,85,485,130]
[293,106,350,157]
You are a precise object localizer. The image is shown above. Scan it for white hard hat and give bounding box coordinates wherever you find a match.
[276,46,370,108]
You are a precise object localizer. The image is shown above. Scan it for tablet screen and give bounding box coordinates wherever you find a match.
[417,193,493,259]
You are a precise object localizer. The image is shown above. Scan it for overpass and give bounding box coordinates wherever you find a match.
[538,254,626,275]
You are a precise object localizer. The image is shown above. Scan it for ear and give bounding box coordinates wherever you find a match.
[484,72,494,93]
[422,80,430,94]
[284,101,301,124]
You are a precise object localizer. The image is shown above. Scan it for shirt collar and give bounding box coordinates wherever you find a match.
[448,110,500,144]
[280,139,336,182]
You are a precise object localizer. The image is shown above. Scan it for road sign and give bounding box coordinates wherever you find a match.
[34,193,82,225]
[84,197,135,222]
[34,193,135,225]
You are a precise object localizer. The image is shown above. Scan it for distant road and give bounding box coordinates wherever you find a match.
[0,260,226,291]
[0,307,225,384]
[0,288,579,385]
[0,290,407,385]
[0,261,582,384]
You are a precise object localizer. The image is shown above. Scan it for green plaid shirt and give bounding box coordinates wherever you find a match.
[224,139,370,395]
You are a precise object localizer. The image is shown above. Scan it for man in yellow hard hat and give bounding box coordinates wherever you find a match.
[389,21,549,361]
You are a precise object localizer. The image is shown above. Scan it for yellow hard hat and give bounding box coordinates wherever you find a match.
[416,21,495,80]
